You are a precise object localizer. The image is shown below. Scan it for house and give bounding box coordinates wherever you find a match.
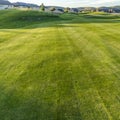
[44,6,64,14]
[45,7,64,14]
[99,6,120,13]
[69,8,78,13]
[53,8,64,14]
[0,0,13,10]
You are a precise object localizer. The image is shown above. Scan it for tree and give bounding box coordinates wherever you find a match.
[64,7,70,13]
[50,7,56,13]
[40,3,45,12]
[96,7,99,12]
[109,9,113,13]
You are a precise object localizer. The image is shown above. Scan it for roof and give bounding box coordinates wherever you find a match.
[0,0,12,5]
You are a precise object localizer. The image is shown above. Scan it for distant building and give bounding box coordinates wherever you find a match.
[53,8,64,14]
[45,7,64,14]
[0,0,13,10]
[69,8,78,13]
[98,7,120,13]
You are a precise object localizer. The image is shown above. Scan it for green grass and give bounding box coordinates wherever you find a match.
[0,10,120,120]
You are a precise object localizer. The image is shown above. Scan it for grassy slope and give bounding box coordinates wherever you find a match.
[0,10,120,120]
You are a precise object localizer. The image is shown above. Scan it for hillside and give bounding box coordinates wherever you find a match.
[0,10,60,28]
[0,10,120,120]
[0,0,11,5]
[12,2,39,7]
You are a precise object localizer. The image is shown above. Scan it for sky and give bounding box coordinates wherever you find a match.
[9,0,120,7]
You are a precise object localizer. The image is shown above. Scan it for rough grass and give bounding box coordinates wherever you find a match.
[0,10,120,120]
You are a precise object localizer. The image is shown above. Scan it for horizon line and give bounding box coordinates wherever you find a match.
[9,0,120,8]
[9,2,120,8]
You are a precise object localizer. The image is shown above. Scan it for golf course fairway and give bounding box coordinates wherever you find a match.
[0,10,120,120]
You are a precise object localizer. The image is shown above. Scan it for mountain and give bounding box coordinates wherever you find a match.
[1,0,120,13]
[45,6,64,9]
[77,7,96,12]
[13,2,39,7]
[112,6,120,12]
[99,6,120,13]
[0,0,12,5]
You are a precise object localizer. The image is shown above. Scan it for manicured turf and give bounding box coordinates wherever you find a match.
[0,10,120,120]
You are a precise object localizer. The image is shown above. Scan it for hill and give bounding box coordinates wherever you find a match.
[1,0,120,13]
[0,0,11,5]
[0,10,60,28]
[12,2,39,7]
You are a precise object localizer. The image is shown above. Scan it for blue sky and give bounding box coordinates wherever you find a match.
[9,0,120,7]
